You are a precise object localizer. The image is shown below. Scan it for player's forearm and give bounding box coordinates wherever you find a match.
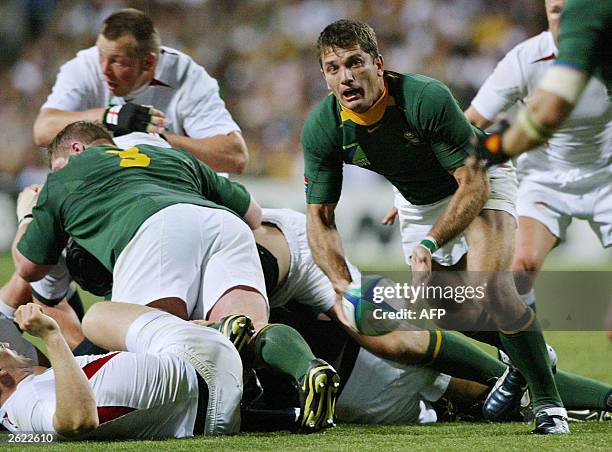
[44,330,98,436]
[166,131,249,174]
[306,206,353,293]
[33,108,106,147]
[502,90,574,157]
[464,106,493,130]
[428,168,489,247]
[0,272,33,309]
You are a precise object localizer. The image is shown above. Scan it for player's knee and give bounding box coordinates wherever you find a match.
[81,302,105,337]
[512,252,543,274]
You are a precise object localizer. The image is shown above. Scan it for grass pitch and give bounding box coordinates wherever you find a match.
[0,253,610,450]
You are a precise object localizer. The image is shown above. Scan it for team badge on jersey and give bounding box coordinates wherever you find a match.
[403,131,423,145]
[343,144,371,167]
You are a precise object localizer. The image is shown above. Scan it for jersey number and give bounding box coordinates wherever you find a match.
[106,147,151,168]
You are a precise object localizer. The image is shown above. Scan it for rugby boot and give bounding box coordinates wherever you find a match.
[297,358,340,433]
[484,346,558,420]
[483,365,527,420]
[531,407,570,434]
[218,314,256,354]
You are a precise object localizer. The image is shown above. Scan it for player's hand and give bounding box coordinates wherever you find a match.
[190,319,215,327]
[102,103,166,137]
[381,207,398,225]
[471,120,511,168]
[410,245,433,287]
[333,279,351,298]
[15,303,60,341]
[0,343,33,369]
[16,184,42,224]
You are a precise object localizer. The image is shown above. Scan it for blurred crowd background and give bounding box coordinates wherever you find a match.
[0,0,548,190]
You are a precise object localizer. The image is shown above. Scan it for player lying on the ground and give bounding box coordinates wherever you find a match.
[249,209,612,423]
[303,19,566,433]
[0,303,242,438]
[11,123,339,432]
[473,0,611,165]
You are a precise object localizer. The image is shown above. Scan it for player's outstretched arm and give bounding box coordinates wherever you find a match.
[15,303,98,437]
[166,131,249,175]
[306,204,353,296]
[33,108,107,147]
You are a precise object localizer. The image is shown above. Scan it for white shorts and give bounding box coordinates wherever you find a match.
[395,164,518,266]
[125,310,243,435]
[112,204,268,319]
[517,175,612,247]
[336,348,450,424]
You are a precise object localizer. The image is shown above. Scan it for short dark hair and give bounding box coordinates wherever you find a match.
[47,121,114,163]
[101,8,160,58]
[317,19,379,66]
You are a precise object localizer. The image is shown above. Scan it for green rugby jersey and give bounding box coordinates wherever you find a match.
[556,0,611,86]
[302,71,479,205]
[18,144,251,270]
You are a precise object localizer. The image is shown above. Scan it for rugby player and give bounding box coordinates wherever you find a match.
[303,19,568,433]
[11,123,339,432]
[466,0,611,411]
[474,0,611,164]
[268,301,612,426]
[255,209,612,424]
[0,302,242,438]
[33,9,248,174]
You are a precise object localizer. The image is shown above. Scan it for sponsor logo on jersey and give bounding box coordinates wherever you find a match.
[343,143,371,167]
[367,124,382,133]
[304,177,309,194]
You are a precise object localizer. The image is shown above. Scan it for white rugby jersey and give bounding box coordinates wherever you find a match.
[0,352,200,439]
[471,31,611,175]
[262,208,360,313]
[42,46,240,139]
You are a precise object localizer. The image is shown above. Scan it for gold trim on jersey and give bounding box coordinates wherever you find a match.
[340,81,392,126]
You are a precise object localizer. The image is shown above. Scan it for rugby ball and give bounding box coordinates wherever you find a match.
[341,275,400,336]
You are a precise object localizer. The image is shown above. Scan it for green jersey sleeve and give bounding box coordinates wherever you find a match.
[302,106,343,204]
[413,81,473,170]
[196,160,251,217]
[556,0,610,77]
[17,179,69,265]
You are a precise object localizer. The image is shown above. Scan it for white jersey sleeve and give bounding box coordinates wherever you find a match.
[41,47,105,112]
[177,60,240,138]
[470,44,528,121]
[30,251,71,304]
[0,373,56,433]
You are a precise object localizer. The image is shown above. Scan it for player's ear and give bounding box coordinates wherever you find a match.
[71,141,86,155]
[375,54,384,76]
[142,52,157,72]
